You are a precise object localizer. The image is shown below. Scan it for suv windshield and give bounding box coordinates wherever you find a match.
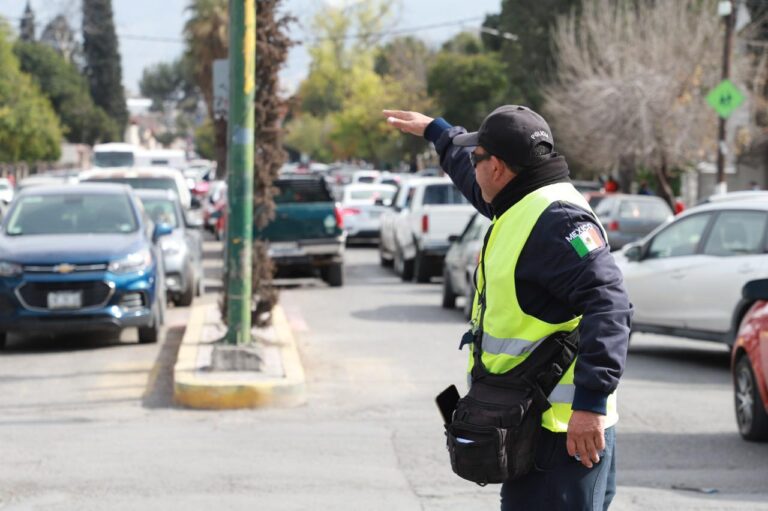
[274,179,332,203]
[142,198,179,228]
[94,151,134,167]
[88,177,177,194]
[6,193,137,235]
[423,184,468,205]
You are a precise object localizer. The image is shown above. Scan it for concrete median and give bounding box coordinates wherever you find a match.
[173,303,306,409]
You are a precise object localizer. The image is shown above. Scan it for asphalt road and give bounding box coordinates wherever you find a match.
[0,242,766,510]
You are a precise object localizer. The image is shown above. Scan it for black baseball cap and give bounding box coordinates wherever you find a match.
[453,105,554,169]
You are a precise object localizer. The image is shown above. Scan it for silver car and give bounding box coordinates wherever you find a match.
[136,190,204,306]
[441,212,492,319]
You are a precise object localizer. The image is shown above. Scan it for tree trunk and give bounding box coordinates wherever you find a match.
[214,117,227,179]
[655,153,676,210]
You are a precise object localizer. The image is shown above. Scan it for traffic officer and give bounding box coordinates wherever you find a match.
[384,106,632,511]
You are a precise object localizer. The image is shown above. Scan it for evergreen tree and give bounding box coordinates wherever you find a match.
[41,15,80,65]
[19,1,35,42]
[82,0,127,137]
[14,41,118,144]
[493,0,580,110]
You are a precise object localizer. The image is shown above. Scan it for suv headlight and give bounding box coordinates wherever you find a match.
[0,261,22,277]
[161,239,185,256]
[108,249,152,274]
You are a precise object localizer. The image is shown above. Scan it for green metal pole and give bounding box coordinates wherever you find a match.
[225,0,256,345]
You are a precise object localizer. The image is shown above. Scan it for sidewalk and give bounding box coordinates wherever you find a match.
[172,302,306,409]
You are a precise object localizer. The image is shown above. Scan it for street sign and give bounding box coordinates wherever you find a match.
[213,58,229,121]
[706,79,745,119]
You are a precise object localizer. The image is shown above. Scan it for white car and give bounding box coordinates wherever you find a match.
[615,198,768,346]
[379,177,475,283]
[0,178,14,204]
[340,183,397,243]
[80,166,192,210]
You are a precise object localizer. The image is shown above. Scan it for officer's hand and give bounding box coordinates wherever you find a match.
[382,110,434,137]
[566,410,606,469]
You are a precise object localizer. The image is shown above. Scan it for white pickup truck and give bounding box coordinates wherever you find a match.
[378,177,475,282]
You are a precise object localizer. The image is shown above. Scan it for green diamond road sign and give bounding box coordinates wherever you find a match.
[706,79,745,119]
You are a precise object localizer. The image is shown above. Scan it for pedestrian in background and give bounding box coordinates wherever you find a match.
[603,176,619,193]
[384,106,632,511]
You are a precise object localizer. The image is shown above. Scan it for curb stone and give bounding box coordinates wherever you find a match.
[173,303,306,409]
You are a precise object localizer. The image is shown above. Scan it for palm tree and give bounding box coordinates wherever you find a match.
[183,0,228,117]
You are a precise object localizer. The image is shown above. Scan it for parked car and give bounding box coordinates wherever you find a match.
[0,177,14,204]
[340,183,397,243]
[441,212,492,319]
[80,167,193,210]
[731,279,768,441]
[587,193,674,250]
[250,175,346,287]
[615,198,768,346]
[351,170,380,184]
[136,190,204,306]
[203,180,227,233]
[379,177,474,282]
[0,183,169,348]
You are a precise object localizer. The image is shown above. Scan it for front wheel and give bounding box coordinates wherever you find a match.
[734,355,768,441]
[442,268,457,309]
[138,306,160,344]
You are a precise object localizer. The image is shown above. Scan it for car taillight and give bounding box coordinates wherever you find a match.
[342,207,361,216]
[334,205,343,229]
[608,220,619,231]
[422,214,429,234]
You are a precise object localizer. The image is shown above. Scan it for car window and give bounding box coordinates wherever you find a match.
[703,211,767,256]
[422,184,468,205]
[592,197,614,216]
[142,198,180,229]
[647,213,711,259]
[89,177,177,194]
[274,179,332,203]
[6,193,138,235]
[618,199,671,221]
[405,187,415,208]
[466,216,488,242]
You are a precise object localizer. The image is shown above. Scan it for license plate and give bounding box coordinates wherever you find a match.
[269,242,303,257]
[47,291,82,309]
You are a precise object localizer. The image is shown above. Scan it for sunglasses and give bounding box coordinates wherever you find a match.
[469,151,493,168]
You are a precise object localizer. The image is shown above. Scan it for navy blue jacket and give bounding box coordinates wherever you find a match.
[425,118,632,415]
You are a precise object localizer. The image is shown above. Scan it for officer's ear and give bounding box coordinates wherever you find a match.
[493,157,517,180]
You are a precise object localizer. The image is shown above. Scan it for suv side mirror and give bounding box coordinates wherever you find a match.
[624,243,643,262]
[448,234,460,243]
[153,223,174,241]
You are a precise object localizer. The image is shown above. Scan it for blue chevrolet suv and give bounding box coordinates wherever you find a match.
[0,183,170,348]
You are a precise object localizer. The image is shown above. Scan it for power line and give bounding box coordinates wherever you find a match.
[1,13,491,46]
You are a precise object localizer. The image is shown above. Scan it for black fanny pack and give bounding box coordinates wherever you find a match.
[442,222,580,485]
[445,329,579,485]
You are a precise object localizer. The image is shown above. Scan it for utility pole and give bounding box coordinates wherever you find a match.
[716,0,736,194]
[225,0,256,345]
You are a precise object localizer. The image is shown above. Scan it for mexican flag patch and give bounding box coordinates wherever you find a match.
[566,224,605,258]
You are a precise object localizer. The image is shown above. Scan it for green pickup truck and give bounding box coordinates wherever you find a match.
[255,175,346,287]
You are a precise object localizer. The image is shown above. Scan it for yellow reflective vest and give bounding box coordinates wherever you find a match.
[469,183,619,433]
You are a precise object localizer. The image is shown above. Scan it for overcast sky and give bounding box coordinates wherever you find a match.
[1,0,503,95]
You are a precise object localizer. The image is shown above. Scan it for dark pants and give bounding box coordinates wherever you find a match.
[500,426,616,511]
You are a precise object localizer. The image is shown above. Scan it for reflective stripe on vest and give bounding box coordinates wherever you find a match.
[468,182,619,433]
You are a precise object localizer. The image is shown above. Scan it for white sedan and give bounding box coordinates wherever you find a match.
[615,197,768,346]
[340,183,397,243]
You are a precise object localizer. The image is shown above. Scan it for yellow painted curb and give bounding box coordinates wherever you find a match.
[173,303,307,409]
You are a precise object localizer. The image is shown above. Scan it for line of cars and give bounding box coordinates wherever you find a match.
[0,165,207,349]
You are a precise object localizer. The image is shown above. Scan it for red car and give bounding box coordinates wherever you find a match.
[732,279,768,441]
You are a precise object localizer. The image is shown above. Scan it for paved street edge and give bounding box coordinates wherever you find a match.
[173,303,307,409]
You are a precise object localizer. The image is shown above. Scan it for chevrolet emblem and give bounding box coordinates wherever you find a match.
[54,263,76,274]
